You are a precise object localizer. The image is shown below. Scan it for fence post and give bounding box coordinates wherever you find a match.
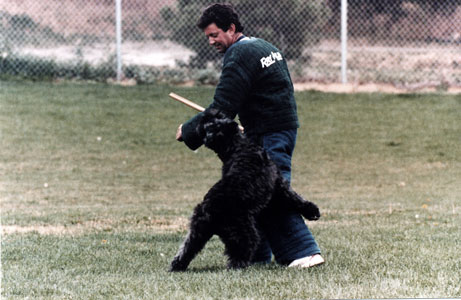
[115,0,122,81]
[341,0,348,84]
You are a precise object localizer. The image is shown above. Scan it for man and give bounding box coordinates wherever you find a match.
[176,3,324,268]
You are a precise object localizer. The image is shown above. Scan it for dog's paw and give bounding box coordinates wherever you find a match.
[169,258,188,272]
[227,260,250,270]
[302,202,321,221]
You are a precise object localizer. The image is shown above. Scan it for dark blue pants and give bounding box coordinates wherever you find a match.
[251,129,321,265]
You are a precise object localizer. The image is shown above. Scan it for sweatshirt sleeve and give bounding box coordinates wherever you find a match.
[181,50,252,151]
[181,111,205,151]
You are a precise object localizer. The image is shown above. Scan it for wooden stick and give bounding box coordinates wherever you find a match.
[169,92,205,112]
[169,92,244,131]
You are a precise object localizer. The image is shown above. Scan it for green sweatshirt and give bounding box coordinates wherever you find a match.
[181,37,299,150]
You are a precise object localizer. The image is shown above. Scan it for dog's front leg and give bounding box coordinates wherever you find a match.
[170,206,213,272]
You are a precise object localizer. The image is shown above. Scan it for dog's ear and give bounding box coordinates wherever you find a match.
[197,109,219,131]
[208,110,239,137]
[197,109,239,150]
[205,109,229,122]
[218,117,239,136]
[197,109,235,135]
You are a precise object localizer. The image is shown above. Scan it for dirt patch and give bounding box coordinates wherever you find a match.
[1,216,189,236]
[1,225,77,236]
[293,82,461,94]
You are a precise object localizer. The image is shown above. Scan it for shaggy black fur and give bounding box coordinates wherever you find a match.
[170,109,320,271]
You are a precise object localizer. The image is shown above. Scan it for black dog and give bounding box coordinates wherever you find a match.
[170,109,320,271]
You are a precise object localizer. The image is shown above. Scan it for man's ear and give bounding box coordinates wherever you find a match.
[227,23,236,34]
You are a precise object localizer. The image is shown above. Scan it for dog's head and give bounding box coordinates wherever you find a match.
[197,109,240,152]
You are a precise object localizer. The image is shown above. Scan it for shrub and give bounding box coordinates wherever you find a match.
[0,53,115,81]
[160,0,330,68]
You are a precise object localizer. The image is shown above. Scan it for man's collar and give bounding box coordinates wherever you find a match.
[236,35,249,43]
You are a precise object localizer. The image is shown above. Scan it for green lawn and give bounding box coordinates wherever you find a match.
[1,80,460,299]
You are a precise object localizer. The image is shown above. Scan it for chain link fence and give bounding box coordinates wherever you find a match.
[1,0,460,89]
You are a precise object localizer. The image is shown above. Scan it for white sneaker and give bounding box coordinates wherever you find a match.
[288,254,325,268]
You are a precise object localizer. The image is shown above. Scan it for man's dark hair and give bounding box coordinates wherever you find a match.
[197,3,244,32]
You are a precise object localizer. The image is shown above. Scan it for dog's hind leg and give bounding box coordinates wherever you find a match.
[169,205,214,272]
[220,217,260,269]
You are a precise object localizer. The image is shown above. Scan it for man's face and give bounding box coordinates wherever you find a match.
[203,23,235,53]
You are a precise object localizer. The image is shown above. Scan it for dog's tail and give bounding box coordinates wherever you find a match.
[274,178,321,221]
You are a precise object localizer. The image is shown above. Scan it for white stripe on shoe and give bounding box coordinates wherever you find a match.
[288,254,325,268]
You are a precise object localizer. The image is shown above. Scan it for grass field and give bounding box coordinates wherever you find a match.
[1,80,460,299]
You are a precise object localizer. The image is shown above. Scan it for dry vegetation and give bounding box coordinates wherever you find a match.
[1,0,175,38]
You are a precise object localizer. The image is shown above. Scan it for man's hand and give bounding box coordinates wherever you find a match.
[176,124,183,141]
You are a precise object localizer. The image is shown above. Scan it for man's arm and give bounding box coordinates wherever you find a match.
[178,51,252,150]
[178,111,206,150]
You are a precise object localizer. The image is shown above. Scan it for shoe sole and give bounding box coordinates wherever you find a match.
[288,254,325,268]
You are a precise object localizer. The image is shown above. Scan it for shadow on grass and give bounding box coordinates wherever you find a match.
[179,266,225,273]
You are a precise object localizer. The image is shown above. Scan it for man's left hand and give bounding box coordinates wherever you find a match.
[176,124,183,141]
